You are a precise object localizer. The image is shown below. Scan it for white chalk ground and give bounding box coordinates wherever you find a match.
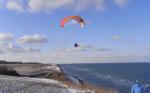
[15,65,61,76]
[0,75,90,93]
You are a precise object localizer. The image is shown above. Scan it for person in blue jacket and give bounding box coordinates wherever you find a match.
[131,80,142,93]
[131,80,150,93]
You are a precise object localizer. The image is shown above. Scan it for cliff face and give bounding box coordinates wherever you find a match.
[0,63,84,85]
[0,62,117,93]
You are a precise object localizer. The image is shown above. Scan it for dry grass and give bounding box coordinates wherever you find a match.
[62,81,117,93]
[47,72,117,93]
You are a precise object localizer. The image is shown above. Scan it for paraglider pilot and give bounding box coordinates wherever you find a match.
[74,43,79,48]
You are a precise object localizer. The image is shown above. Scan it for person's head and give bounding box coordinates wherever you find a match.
[135,80,140,87]
[136,80,139,83]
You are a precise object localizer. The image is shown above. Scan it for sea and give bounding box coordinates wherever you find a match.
[60,63,150,93]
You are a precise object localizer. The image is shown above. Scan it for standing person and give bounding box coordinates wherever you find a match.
[131,80,142,93]
[131,80,150,93]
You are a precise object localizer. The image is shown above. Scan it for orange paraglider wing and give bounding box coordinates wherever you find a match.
[61,16,85,28]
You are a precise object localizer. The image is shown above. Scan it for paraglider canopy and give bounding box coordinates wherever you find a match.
[61,16,85,28]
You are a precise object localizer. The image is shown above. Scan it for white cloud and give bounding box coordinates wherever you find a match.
[112,35,120,40]
[0,50,3,54]
[0,0,106,13]
[6,0,24,12]
[0,43,41,53]
[27,0,73,12]
[0,0,130,13]
[0,32,14,42]
[17,34,48,44]
[25,47,41,52]
[56,44,111,55]
[0,43,149,63]
[74,0,105,12]
[27,0,105,13]
[49,44,113,63]
[114,0,129,7]
[81,45,110,51]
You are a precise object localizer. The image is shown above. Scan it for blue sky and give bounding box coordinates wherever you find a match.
[0,0,150,63]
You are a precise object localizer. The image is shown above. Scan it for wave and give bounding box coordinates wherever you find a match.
[91,73,133,87]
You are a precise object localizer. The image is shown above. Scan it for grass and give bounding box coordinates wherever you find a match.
[47,72,117,93]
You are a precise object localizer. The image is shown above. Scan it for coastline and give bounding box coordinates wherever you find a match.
[0,61,117,93]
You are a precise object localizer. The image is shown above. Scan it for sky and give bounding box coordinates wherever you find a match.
[0,0,150,63]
